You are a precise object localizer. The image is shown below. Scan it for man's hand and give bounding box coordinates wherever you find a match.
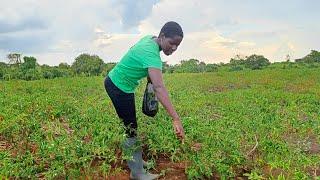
[172,119,185,141]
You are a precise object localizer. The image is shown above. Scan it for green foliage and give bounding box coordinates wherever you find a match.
[205,64,218,72]
[226,54,270,71]
[229,65,244,71]
[18,56,42,81]
[173,59,217,73]
[101,63,116,76]
[162,61,168,73]
[174,59,202,73]
[227,54,271,70]
[22,68,42,81]
[295,50,320,63]
[21,56,37,71]
[42,67,72,79]
[1,54,107,81]
[0,62,6,79]
[230,55,246,66]
[1,69,319,179]
[244,54,271,70]
[1,50,320,81]
[58,62,70,69]
[72,54,104,76]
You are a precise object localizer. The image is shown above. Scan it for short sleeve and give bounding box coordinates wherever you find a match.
[130,35,162,70]
[141,51,162,70]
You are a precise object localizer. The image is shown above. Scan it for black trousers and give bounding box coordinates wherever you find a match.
[104,76,137,137]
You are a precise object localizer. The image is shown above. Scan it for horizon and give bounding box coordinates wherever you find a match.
[1,50,317,67]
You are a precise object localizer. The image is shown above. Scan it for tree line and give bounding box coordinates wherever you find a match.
[0,50,319,81]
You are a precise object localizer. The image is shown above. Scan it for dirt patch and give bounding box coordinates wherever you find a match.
[208,86,227,93]
[208,84,251,93]
[308,135,320,154]
[210,113,222,120]
[284,81,315,93]
[87,151,189,179]
[106,171,130,180]
[262,165,288,178]
[298,112,309,121]
[240,135,261,162]
[41,116,74,138]
[0,139,11,151]
[0,135,191,179]
[305,166,320,177]
[150,155,188,180]
[59,116,74,135]
[263,164,320,178]
[80,156,187,179]
[83,134,92,144]
[284,131,320,155]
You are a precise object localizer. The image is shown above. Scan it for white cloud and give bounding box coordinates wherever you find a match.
[49,40,73,53]
[134,0,320,64]
[0,0,320,65]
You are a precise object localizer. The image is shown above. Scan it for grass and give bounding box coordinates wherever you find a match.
[0,68,319,179]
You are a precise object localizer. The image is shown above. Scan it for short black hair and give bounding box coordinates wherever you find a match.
[159,21,183,38]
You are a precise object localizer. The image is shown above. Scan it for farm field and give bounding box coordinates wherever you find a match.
[0,68,320,179]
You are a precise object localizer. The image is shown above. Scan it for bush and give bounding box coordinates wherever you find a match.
[205,64,218,72]
[72,54,104,76]
[42,67,73,79]
[22,69,42,81]
[244,55,270,70]
[101,63,116,76]
[295,50,320,63]
[229,65,243,71]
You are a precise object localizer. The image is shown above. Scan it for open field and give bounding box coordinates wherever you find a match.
[0,68,320,179]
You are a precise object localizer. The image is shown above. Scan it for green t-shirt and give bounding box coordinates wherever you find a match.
[108,35,162,93]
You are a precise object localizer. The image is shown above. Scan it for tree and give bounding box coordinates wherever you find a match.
[175,59,204,73]
[41,64,51,68]
[19,56,41,80]
[162,61,170,73]
[244,54,270,70]
[0,62,7,79]
[229,55,246,71]
[229,54,246,66]
[285,54,291,62]
[23,68,42,81]
[198,62,206,72]
[205,64,218,72]
[72,54,104,76]
[101,62,116,76]
[21,56,37,71]
[7,53,22,64]
[295,50,320,63]
[58,62,70,69]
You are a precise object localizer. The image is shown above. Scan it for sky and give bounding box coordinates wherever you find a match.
[0,0,319,65]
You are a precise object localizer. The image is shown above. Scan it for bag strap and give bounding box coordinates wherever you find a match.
[147,76,152,83]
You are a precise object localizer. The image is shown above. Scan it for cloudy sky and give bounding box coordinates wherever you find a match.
[0,0,319,65]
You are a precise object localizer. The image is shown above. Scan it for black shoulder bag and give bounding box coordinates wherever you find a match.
[142,76,159,117]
